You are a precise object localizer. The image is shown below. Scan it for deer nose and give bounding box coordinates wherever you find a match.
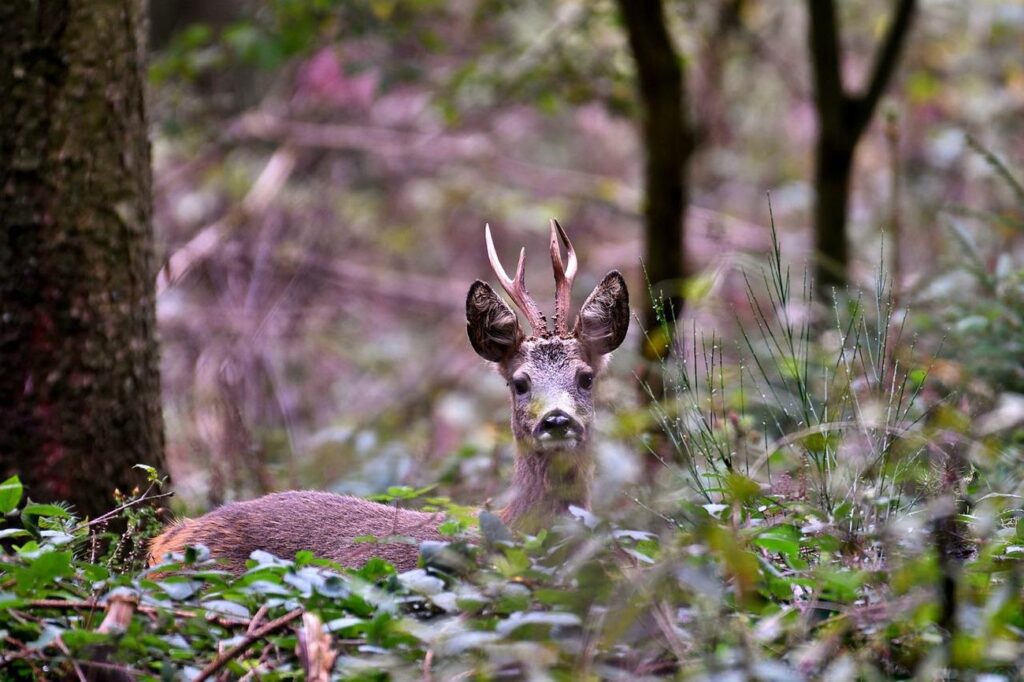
[543,412,570,429]
[537,409,578,437]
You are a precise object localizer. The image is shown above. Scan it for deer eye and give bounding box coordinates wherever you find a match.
[511,377,531,396]
[577,371,594,391]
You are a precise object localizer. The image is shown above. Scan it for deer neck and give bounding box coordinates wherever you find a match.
[499,443,593,533]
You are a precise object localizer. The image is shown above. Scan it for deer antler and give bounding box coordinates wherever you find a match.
[485,224,549,337]
[549,219,577,337]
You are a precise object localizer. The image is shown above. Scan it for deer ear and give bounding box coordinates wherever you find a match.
[466,280,524,362]
[575,271,629,356]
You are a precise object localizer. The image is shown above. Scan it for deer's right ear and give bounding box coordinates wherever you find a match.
[466,280,524,362]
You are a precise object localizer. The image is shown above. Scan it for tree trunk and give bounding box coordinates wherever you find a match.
[812,137,855,293]
[806,0,918,296]
[616,0,692,359]
[0,0,166,520]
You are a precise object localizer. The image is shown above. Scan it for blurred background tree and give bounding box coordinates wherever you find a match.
[0,0,165,519]
[807,0,918,294]
[615,0,693,358]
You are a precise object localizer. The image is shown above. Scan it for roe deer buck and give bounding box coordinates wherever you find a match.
[148,220,629,573]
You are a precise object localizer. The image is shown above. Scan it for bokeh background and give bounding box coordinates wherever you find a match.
[147,0,1024,511]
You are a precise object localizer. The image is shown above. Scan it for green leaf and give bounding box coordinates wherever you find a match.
[753,525,802,559]
[353,557,396,581]
[818,568,864,602]
[21,503,71,519]
[438,519,466,537]
[14,550,74,593]
[61,630,112,649]
[0,475,23,513]
[78,562,110,581]
[133,464,159,482]
[495,548,530,578]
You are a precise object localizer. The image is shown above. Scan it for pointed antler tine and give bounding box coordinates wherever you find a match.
[549,220,564,274]
[483,224,548,337]
[485,224,510,285]
[550,219,578,336]
[554,219,577,279]
[515,247,527,287]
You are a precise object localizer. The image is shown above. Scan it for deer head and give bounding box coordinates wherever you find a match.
[466,220,629,531]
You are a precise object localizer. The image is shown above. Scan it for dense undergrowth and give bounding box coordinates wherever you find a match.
[2,162,1022,679]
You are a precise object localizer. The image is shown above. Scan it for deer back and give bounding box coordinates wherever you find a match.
[149,492,445,573]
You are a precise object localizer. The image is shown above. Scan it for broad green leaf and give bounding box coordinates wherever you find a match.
[753,525,802,559]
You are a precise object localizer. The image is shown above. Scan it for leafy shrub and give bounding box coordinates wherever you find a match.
[3,216,1023,679]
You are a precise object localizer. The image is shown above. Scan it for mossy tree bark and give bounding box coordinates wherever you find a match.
[807,0,917,295]
[0,0,166,519]
[616,0,694,360]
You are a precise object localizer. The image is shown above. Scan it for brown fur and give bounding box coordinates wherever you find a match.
[150,492,444,573]
[149,247,629,574]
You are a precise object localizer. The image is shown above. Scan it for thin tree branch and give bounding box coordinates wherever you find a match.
[857,0,918,127]
[80,488,174,529]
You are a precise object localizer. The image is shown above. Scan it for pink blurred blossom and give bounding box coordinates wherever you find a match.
[296,47,378,109]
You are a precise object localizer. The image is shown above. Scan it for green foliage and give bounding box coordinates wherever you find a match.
[151,0,447,85]
[3,212,1023,677]
[2,469,1023,677]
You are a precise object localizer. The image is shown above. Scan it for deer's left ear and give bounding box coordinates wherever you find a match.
[575,270,629,356]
